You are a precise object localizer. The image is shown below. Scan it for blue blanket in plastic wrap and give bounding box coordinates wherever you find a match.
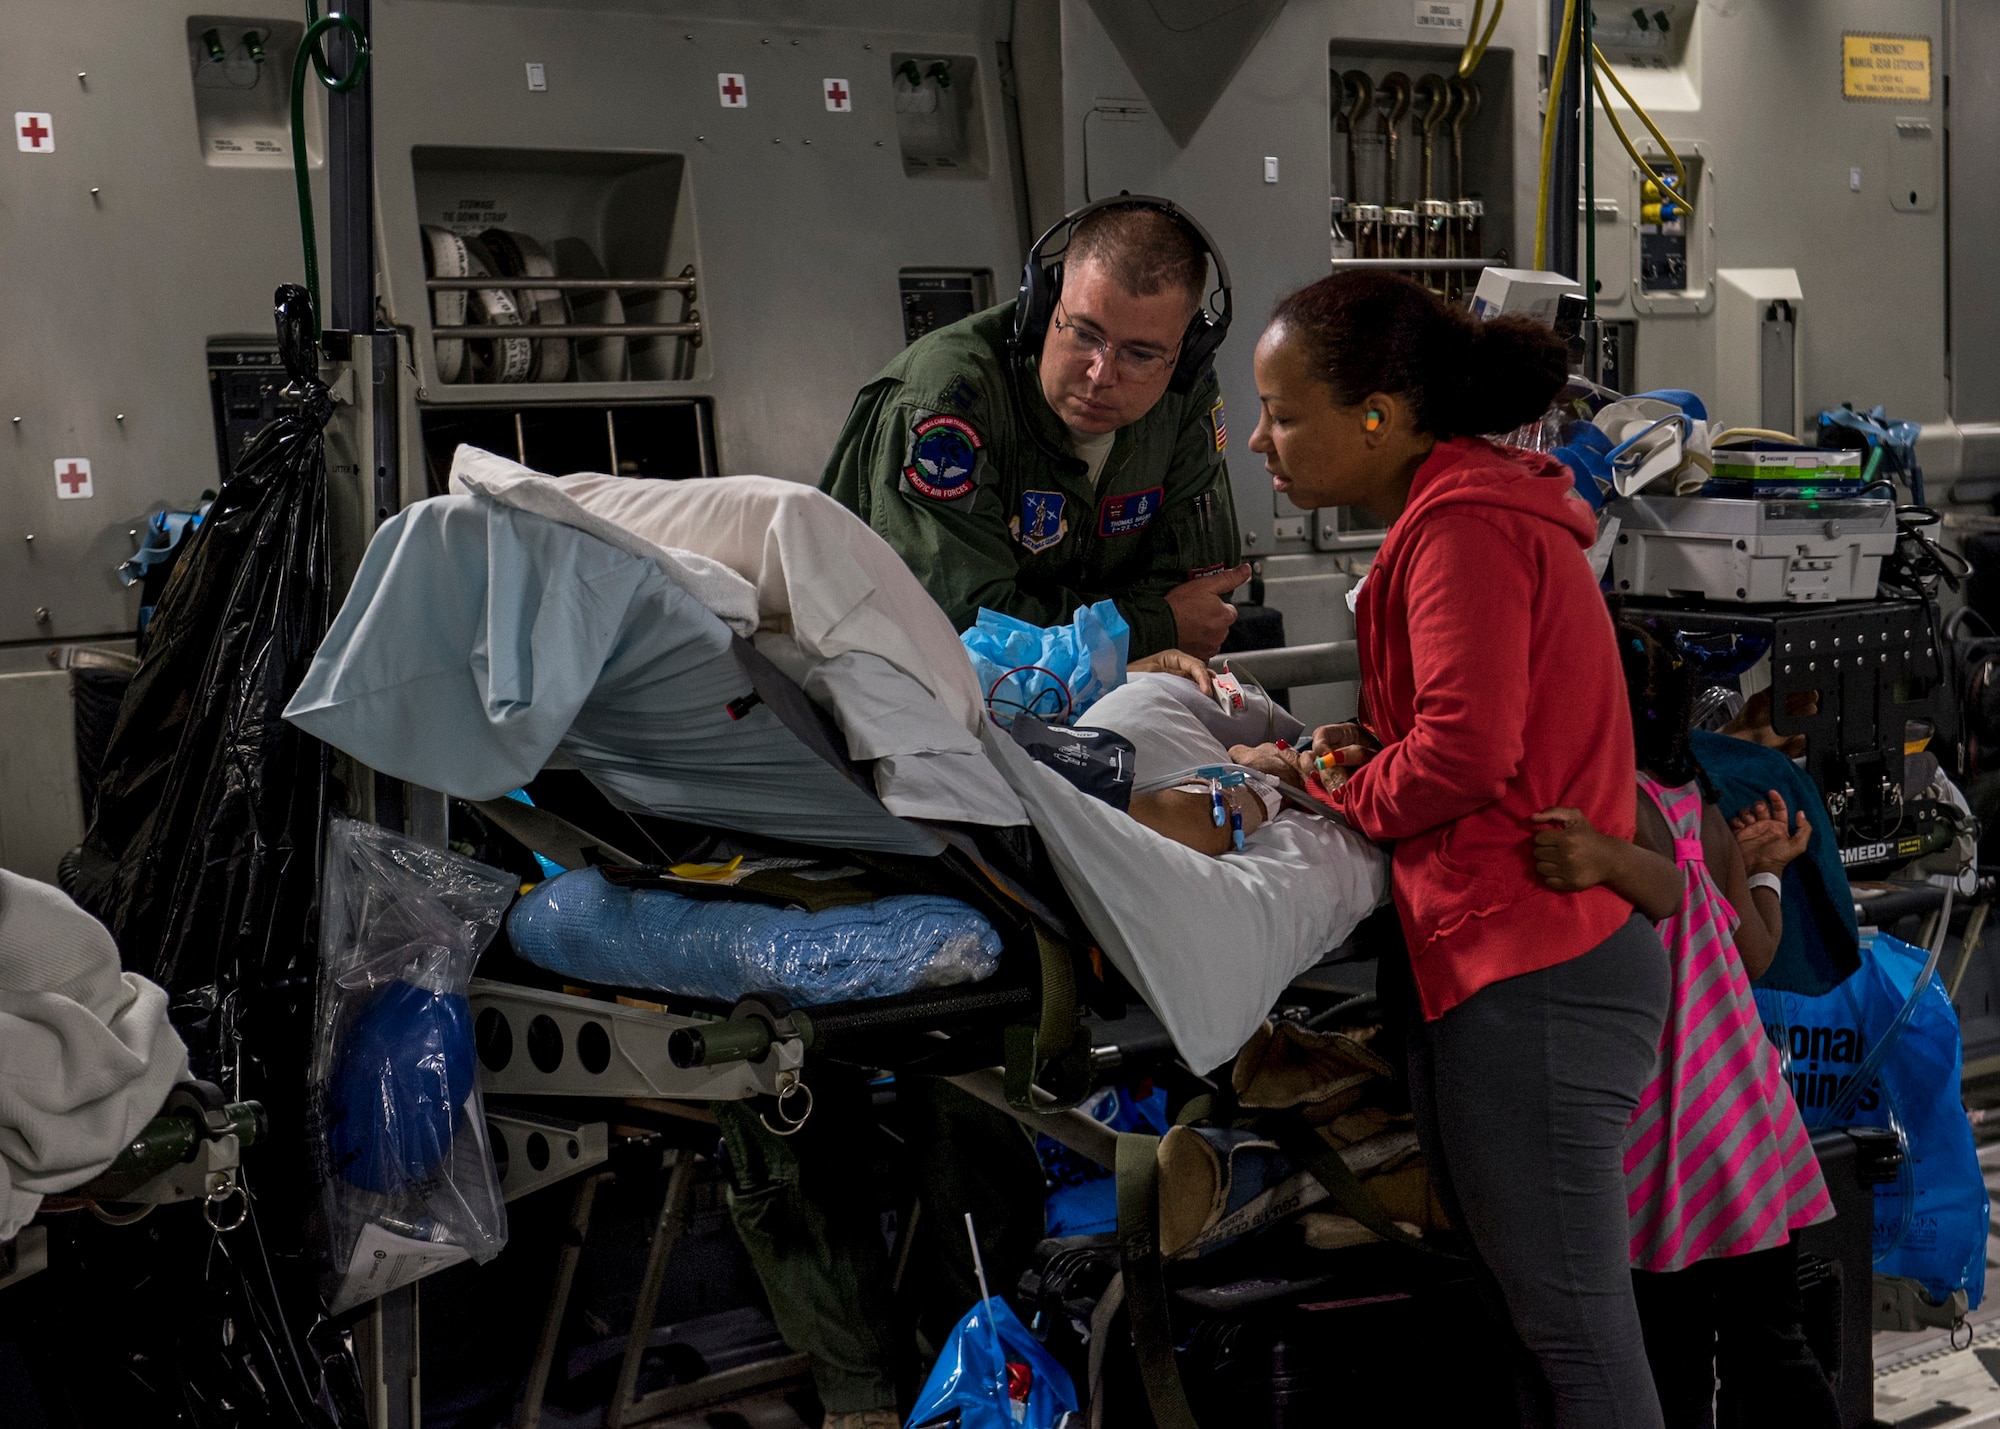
[507,868,1004,1005]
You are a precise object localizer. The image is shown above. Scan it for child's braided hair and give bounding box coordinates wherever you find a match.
[1615,616,1717,800]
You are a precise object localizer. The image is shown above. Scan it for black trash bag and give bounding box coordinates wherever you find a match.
[84,285,333,1011]
[66,285,362,1428]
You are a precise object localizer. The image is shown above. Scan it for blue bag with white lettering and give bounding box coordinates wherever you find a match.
[1038,1081,1170,1237]
[1755,931,1987,1306]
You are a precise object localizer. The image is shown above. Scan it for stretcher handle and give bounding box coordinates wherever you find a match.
[667,1018,773,1069]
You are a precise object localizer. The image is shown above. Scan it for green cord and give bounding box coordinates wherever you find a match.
[1583,0,1595,320]
[289,6,370,337]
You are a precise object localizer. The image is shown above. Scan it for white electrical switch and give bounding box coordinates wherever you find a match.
[526,62,547,91]
[1849,165,1862,192]
[1263,155,1279,184]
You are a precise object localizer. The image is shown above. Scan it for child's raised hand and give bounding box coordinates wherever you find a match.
[1730,790,1811,875]
[1531,807,1618,892]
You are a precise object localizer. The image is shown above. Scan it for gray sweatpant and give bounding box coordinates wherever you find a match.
[1406,912,1672,1429]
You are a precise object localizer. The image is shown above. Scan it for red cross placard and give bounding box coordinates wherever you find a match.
[717,73,747,108]
[54,457,92,500]
[823,78,851,112]
[16,112,53,153]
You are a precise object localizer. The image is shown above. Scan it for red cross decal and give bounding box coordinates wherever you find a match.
[826,80,848,108]
[58,462,88,493]
[20,115,49,147]
[720,75,745,104]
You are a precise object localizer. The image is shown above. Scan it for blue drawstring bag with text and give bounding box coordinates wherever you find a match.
[1039,1082,1170,1237]
[962,600,1129,725]
[908,1295,1079,1429]
[1755,931,1987,1306]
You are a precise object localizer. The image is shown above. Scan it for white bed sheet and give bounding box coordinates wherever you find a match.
[982,707,1388,1075]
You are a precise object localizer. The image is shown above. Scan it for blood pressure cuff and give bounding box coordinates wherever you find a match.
[1008,713,1135,812]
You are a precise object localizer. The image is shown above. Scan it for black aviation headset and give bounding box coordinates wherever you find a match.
[1009,193,1233,397]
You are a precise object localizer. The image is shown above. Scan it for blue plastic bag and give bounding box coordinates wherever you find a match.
[1039,1082,1170,1237]
[962,600,1129,725]
[509,867,1003,1005]
[326,980,476,1194]
[1553,420,1615,510]
[1755,931,1987,1306]
[907,1295,1079,1429]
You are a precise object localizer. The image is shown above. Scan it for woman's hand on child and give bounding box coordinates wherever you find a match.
[1530,807,1621,892]
[1229,743,1310,790]
[1730,790,1810,876]
[1129,649,1215,695]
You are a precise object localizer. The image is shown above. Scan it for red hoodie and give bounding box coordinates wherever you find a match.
[1324,437,1635,1019]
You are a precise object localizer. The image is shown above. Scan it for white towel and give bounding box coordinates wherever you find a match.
[0,871,189,1237]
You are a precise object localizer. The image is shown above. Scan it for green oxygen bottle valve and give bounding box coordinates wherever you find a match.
[897,59,924,87]
[926,61,953,89]
[244,30,267,64]
[202,28,228,62]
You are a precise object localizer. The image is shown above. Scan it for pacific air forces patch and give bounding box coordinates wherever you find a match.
[902,412,983,503]
[1012,489,1068,553]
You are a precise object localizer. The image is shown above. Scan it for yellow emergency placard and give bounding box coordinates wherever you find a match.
[1842,33,1932,102]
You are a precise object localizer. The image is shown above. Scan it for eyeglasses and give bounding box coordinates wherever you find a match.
[1051,305,1178,380]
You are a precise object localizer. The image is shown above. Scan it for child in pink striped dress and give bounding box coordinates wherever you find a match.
[1530,620,1836,1428]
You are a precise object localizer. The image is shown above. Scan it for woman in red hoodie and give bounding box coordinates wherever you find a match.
[1240,273,1672,1429]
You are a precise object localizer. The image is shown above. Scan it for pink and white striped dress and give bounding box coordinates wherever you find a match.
[1625,775,1833,1272]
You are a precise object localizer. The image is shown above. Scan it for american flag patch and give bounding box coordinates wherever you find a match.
[1210,398,1227,451]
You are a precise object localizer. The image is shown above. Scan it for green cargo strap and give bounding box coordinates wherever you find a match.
[1034,923,1077,1052]
[1003,925,1090,1112]
[1269,1116,1460,1260]
[1115,1132,1201,1429]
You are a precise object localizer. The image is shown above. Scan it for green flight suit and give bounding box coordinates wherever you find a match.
[821,301,1241,658]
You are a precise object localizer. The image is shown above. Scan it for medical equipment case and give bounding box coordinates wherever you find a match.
[1608,495,1896,604]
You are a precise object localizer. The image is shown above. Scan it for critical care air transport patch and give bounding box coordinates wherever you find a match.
[1098,486,1162,537]
[1012,490,1068,553]
[902,413,983,502]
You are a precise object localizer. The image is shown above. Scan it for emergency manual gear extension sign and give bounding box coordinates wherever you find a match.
[1842,33,1931,102]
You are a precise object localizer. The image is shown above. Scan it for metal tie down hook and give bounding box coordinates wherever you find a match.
[1449,77,1483,202]
[1376,73,1413,208]
[1338,70,1373,206]
[1416,74,1452,202]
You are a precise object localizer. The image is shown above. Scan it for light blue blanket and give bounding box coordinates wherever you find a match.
[284,495,939,855]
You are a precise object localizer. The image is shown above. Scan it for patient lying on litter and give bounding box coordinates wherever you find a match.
[1059,654,1311,858]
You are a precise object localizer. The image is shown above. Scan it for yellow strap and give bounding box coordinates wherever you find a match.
[664,855,744,882]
